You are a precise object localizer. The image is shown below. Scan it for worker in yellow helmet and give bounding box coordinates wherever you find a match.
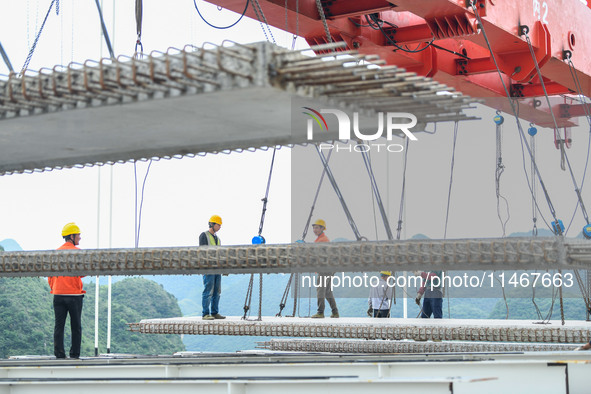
[310,219,339,319]
[48,222,86,359]
[368,271,393,318]
[200,215,226,320]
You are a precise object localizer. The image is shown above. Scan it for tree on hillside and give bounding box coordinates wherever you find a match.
[0,277,184,358]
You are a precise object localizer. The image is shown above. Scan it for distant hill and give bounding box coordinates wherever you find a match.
[0,277,184,358]
[0,239,22,251]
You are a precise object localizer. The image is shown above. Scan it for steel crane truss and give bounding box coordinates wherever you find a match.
[1,237,591,277]
[129,316,591,344]
[0,41,476,175]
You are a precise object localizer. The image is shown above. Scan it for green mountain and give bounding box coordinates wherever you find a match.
[0,277,184,358]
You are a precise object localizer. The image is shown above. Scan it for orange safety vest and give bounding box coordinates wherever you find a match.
[47,242,86,295]
[315,233,329,243]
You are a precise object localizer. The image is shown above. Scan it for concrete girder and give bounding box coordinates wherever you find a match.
[0,237,587,277]
[0,41,477,175]
[129,316,591,344]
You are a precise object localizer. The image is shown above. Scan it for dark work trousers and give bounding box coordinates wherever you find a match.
[316,273,338,314]
[420,289,443,319]
[373,309,389,318]
[53,295,84,358]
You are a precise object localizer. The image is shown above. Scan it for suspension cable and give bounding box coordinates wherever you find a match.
[256,147,277,239]
[301,147,333,241]
[135,0,143,56]
[494,113,511,236]
[396,137,410,240]
[245,148,278,321]
[359,142,394,240]
[529,125,539,236]
[316,145,363,241]
[522,29,591,232]
[0,41,14,73]
[468,1,562,235]
[315,0,333,43]
[21,0,59,75]
[251,0,276,44]
[93,0,115,58]
[563,55,591,235]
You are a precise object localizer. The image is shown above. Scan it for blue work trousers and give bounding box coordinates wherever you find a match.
[420,297,443,319]
[202,274,221,316]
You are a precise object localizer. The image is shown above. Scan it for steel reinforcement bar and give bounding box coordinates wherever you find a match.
[1,237,590,277]
[256,338,578,353]
[128,317,591,344]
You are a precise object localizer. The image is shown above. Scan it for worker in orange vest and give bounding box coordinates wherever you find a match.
[310,219,339,318]
[48,223,86,359]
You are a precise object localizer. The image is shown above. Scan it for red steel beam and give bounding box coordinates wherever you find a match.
[206,0,591,127]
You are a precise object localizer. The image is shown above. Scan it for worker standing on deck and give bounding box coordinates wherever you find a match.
[200,215,226,320]
[311,219,339,319]
[368,271,394,318]
[415,271,443,319]
[48,222,85,359]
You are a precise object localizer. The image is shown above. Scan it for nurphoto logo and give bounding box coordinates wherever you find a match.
[303,107,418,152]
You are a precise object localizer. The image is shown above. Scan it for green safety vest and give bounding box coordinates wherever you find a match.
[206,231,220,246]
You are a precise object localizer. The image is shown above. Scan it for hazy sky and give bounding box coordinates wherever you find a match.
[1,1,590,252]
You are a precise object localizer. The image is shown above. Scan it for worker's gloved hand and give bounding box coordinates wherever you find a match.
[367,307,372,317]
[415,292,422,306]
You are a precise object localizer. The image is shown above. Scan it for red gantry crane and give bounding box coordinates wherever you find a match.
[204,0,591,128]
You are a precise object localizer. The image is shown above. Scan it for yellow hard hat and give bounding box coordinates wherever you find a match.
[312,219,326,229]
[380,271,392,276]
[209,215,222,225]
[62,222,81,237]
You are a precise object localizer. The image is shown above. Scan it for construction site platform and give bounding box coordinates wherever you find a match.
[129,316,591,344]
[1,351,590,393]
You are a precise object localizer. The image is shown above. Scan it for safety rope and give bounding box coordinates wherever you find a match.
[0,41,14,73]
[315,0,333,43]
[93,0,115,58]
[135,0,143,56]
[316,146,363,241]
[359,142,394,240]
[494,113,510,237]
[21,0,59,75]
[469,1,562,236]
[133,160,152,248]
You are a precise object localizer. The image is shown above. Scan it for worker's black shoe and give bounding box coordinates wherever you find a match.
[212,313,226,319]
